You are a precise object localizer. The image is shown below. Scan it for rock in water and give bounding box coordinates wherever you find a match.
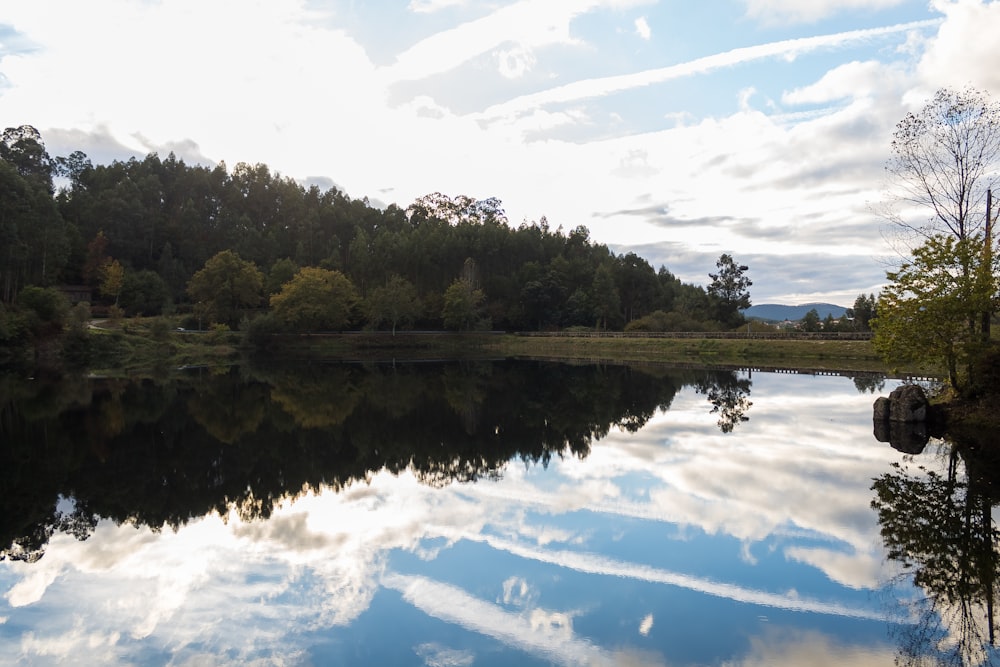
[873,396,891,422]
[873,419,929,453]
[887,384,928,423]
[873,385,930,454]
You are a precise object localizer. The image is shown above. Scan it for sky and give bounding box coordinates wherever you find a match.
[2,0,1000,304]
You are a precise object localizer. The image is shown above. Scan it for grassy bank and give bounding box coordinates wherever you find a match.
[239,330,930,375]
[262,331,942,377]
[70,325,939,378]
[78,321,242,377]
[486,334,897,372]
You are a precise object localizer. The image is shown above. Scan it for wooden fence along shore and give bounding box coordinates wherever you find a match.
[263,330,872,340]
[507,358,939,383]
[516,331,875,341]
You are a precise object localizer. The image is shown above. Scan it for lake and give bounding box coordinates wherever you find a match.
[1,360,996,666]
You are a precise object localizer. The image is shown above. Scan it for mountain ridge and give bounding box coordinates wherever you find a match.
[744,302,848,322]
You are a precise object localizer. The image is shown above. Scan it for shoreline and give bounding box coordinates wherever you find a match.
[64,328,940,380]
[17,327,998,449]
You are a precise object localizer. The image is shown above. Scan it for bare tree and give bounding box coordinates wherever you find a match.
[884,87,1000,243]
[881,88,1000,348]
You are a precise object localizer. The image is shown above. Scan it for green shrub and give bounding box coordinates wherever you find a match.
[625,310,707,333]
[245,312,287,347]
[207,323,231,344]
[87,330,129,366]
[61,328,92,367]
[17,286,69,329]
[149,317,171,341]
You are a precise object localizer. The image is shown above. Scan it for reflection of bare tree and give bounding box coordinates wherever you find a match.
[696,372,752,433]
[872,443,1000,666]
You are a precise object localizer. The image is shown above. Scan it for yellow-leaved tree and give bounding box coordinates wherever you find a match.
[269,267,358,331]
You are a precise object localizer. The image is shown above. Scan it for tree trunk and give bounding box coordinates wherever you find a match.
[983,189,993,343]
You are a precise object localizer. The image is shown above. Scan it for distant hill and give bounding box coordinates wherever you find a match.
[744,303,848,322]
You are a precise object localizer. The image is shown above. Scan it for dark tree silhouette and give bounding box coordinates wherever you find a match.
[872,442,1000,666]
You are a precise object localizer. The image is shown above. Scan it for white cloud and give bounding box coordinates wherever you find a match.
[738,87,758,111]
[782,60,904,105]
[496,44,538,79]
[409,0,467,13]
[475,19,940,123]
[382,572,623,667]
[743,0,909,25]
[918,0,1000,95]
[785,547,885,590]
[0,0,384,173]
[634,16,651,40]
[17,619,122,665]
[414,642,476,666]
[569,101,891,271]
[500,576,534,606]
[734,628,896,666]
[382,0,602,84]
[5,564,60,607]
[478,534,885,619]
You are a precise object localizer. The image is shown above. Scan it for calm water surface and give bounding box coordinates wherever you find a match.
[0,361,995,666]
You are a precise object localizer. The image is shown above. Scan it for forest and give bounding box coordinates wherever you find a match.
[0,124,755,346]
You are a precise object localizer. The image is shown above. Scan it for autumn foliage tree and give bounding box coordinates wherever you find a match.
[83,231,111,287]
[99,259,124,306]
[270,267,357,331]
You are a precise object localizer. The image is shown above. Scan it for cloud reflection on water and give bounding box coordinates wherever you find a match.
[382,572,634,667]
[0,373,908,665]
[472,534,884,620]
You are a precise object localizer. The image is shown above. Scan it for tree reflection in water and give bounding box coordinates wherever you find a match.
[696,373,752,433]
[0,361,759,563]
[872,431,1000,666]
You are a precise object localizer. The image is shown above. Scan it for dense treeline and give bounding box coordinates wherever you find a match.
[0,125,753,345]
